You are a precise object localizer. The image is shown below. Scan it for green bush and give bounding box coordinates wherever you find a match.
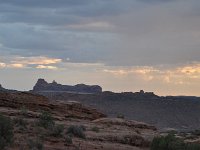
[49,124,64,137]
[151,133,200,150]
[66,125,86,139]
[27,139,43,150]
[0,114,14,149]
[38,111,55,129]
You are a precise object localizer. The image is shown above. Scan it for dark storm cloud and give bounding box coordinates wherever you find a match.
[0,0,91,8]
[139,0,176,3]
[0,0,200,66]
[0,0,134,25]
[0,0,130,63]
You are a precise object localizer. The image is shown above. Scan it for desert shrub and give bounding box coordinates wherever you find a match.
[106,124,111,128]
[38,111,55,129]
[66,125,86,139]
[20,106,28,117]
[151,133,184,150]
[33,125,49,141]
[186,143,200,150]
[117,114,125,119]
[151,133,200,150]
[0,114,14,149]
[91,126,99,133]
[27,139,43,150]
[49,124,64,137]
[64,135,73,145]
[79,125,86,131]
[13,117,27,130]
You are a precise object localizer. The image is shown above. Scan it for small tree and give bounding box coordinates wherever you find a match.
[49,124,64,137]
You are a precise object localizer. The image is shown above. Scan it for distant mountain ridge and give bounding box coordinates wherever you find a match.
[32,78,102,94]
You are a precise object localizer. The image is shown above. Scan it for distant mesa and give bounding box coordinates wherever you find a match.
[32,78,102,94]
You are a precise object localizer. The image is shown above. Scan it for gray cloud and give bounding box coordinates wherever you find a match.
[0,0,134,25]
[0,0,200,66]
[138,0,177,3]
[0,0,91,8]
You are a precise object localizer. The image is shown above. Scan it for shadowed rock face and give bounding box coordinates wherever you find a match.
[32,79,102,94]
[37,91,200,131]
[0,92,106,120]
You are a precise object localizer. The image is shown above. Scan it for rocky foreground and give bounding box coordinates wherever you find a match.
[0,92,158,150]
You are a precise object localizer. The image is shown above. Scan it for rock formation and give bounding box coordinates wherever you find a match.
[32,78,102,94]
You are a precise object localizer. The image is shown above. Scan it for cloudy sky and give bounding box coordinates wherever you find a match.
[0,0,200,96]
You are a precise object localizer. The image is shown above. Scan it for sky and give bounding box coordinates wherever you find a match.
[0,0,200,96]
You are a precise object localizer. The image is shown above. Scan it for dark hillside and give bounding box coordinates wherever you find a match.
[35,91,200,131]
